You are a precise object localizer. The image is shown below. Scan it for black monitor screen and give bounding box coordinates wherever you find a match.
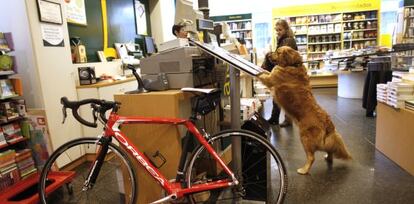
[197,19,214,31]
[144,36,156,55]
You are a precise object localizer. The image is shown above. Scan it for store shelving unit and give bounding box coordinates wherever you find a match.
[392,5,414,71]
[0,33,26,154]
[210,13,253,51]
[282,10,379,63]
[0,32,73,202]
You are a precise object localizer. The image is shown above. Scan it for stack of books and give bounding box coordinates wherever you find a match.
[392,71,414,83]
[386,82,414,108]
[15,149,37,180]
[2,122,24,143]
[392,71,405,82]
[406,100,414,111]
[0,149,19,192]
[376,83,388,103]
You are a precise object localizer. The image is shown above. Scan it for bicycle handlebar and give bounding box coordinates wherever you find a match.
[60,97,119,128]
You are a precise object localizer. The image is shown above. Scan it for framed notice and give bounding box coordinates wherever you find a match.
[65,0,87,26]
[36,0,63,25]
[135,0,147,35]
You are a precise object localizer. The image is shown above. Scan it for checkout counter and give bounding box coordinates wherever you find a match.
[376,102,414,176]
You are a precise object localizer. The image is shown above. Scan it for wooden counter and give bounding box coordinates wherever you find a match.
[337,70,366,99]
[76,76,135,89]
[114,90,192,203]
[309,73,338,88]
[376,102,414,176]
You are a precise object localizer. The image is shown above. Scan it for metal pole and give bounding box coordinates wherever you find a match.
[229,65,242,203]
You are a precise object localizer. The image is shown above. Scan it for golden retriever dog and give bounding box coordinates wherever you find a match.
[258,46,351,174]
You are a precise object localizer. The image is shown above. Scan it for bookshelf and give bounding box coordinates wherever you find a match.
[0,32,72,200]
[392,6,414,71]
[278,10,379,63]
[0,32,35,193]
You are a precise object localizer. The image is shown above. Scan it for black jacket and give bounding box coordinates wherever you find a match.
[262,36,298,71]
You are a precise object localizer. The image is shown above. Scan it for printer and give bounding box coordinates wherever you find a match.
[140,46,216,89]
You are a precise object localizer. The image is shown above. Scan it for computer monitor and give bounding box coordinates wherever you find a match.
[136,35,157,57]
[196,19,214,31]
[144,36,156,56]
[174,0,203,35]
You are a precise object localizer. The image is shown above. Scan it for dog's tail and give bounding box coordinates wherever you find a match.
[333,133,352,160]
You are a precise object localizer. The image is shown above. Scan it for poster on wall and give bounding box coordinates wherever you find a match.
[135,0,147,35]
[41,24,64,47]
[65,0,87,26]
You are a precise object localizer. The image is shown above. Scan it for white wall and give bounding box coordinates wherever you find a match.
[0,0,44,109]
[24,0,82,149]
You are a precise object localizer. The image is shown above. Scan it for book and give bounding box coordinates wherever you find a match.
[20,167,36,178]
[0,101,19,121]
[0,149,15,163]
[0,130,5,146]
[0,163,17,174]
[0,79,16,98]
[0,33,10,51]
[3,122,23,143]
[0,166,20,192]
[0,158,15,170]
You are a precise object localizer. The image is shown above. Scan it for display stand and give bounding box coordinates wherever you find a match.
[337,70,367,98]
[0,172,75,204]
[229,66,242,203]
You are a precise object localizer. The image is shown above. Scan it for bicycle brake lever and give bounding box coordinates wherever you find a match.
[91,105,98,125]
[62,106,67,124]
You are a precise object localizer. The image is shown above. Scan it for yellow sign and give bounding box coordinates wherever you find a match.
[272,0,380,17]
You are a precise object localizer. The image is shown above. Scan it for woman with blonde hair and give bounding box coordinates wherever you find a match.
[262,19,298,127]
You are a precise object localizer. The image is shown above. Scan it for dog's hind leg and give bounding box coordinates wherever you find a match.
[297,136,315,175]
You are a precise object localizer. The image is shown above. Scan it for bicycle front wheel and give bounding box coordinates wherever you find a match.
[39,137,137,204]
[186,129,287,204]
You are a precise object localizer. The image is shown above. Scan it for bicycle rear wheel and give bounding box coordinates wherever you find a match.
[39,137,137,204]
[186,130,287,204]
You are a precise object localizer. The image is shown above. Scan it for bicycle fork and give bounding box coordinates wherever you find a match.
[82,136,111,191]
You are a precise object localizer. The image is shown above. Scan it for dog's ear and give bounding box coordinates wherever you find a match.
[276,46,303,67]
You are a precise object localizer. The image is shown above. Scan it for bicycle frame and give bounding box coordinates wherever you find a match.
[98,111,239,200]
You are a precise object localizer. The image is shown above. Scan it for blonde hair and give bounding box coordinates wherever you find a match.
[276,19,294,38]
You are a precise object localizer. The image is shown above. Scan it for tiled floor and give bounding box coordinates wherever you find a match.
[48,88,413,204]
[264,88,414,204]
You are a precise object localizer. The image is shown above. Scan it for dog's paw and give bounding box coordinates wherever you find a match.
[297,168,309,175]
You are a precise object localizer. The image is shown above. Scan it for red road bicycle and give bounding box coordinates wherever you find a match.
[38,90,287,203]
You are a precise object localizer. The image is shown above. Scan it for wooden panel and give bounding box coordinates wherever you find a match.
[376,103,414,176]
[114,91,192,203]
[76,77,135,89]
[309,74,338,88]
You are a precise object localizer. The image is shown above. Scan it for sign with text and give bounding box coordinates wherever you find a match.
[65,0,87,25]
